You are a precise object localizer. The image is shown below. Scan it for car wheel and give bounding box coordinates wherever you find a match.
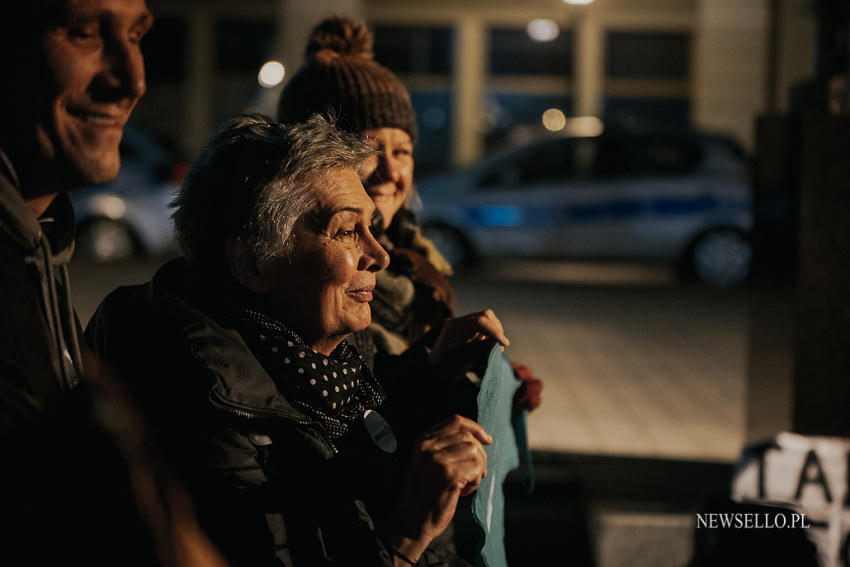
[688,228,751,287]
[76,218,137,262]
[421,223,473,269]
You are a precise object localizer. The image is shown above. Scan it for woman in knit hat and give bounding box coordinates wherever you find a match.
[277,16,543,409]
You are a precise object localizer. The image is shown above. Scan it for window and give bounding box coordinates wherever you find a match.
[372,26,452,75]
[628,135,701,176]
[216,20,276,72]
[489,28,574,76]
[479,139,578,188]
[603,97,691,131]
[605,32,690,80]
[141,17,187,82]
[478,134,699,190]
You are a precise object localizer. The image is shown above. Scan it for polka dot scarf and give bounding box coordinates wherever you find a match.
[234,308,386,441]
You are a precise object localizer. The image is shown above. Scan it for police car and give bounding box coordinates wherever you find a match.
[416,129,752,287]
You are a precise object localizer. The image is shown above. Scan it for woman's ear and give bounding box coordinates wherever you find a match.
[225,237,269,294]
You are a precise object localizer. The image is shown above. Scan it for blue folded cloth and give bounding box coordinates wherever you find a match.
[471,345,534,567]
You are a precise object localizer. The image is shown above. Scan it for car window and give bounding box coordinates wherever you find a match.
[477,139,579,189]
[625,135,702,176]
[475,134,700,190]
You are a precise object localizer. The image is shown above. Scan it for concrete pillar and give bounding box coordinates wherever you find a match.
[185,10,215,156]
[575,7,603,118]
[692,0,769,151]
[746,112,850,441]
[776,0,817,112]
[744,114,799,444]
[452,15,486,166]
[792,112,850,436]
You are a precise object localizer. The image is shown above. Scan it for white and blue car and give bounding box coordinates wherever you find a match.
[416,130,752,287]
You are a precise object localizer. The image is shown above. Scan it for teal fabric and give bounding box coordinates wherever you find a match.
[471,346,534,567]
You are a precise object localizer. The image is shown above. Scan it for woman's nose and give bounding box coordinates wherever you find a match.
[378,153,401,184]
[360,228,390,272]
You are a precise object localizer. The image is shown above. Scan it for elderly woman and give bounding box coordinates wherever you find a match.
[276,17,542,412]
[85,114,508,567]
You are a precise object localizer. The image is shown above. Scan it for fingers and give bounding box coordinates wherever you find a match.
[429,310,509,373]
[417,415,490,494]
[424,414,493,445]
[421,435,488,476]
[466,309,509,348]
[511,362,534,382]
[513,377,544,411]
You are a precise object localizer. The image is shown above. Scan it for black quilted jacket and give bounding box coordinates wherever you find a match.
[85,258,469,567]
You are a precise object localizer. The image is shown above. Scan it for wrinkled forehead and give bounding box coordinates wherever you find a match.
[308,167,376,222]
[3,0,152,48]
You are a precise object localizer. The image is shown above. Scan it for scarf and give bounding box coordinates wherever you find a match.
[234,308,386,442]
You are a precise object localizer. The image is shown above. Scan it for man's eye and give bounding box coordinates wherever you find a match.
[69,24,100,40]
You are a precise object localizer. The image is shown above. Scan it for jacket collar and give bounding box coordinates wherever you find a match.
[149,258,320,426]
[0,146,76,258]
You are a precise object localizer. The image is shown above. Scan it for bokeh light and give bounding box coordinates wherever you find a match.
[563,0,594,5]
[258,61,286,88]
[564,116,604,136]
[422,107,447,130]
[526,19,559,42]
[542,108,567,131]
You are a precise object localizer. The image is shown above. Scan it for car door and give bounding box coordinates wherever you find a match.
[460,137,586,257]
[461,135,652,259]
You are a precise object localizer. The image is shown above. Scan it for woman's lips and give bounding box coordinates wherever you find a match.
[347,286,375,302]
[367,187,399,200]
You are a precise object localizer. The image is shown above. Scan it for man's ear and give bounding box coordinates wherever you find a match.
[225,237,269,294]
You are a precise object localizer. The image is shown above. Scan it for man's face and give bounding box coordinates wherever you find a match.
[35,0,152,187]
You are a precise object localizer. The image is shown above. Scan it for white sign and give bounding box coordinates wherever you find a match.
[732,432,850,567]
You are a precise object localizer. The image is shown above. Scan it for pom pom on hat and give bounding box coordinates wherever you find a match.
[277,16,417,143]
[306,16,374,59]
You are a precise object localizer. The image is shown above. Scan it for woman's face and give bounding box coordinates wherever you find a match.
[360,127,414,229]
[259,167,390,354]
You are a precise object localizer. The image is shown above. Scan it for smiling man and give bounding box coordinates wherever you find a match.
[0,0,151,427]
[0,2,225,565]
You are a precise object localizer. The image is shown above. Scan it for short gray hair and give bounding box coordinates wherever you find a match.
[171,113,375,277]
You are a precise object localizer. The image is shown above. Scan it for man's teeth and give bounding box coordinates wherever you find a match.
[85,115,118,125]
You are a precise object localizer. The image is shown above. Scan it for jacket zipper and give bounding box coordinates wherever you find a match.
[207,390,337,454]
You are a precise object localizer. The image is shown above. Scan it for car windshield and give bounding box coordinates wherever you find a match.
[476,134,702,189]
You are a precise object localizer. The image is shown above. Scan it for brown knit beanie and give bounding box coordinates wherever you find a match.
[276,16,418,143]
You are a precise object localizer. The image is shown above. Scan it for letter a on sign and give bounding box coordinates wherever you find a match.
[794,449,833,503]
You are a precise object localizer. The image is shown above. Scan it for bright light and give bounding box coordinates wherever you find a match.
[91,195,126,220]
[526,19,559,42]
[542,108,567,132]
[564,0,594,5]
[258,61,285,88]
[563,116,604,137]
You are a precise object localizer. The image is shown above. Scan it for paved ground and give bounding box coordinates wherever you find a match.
[453,259,748,463]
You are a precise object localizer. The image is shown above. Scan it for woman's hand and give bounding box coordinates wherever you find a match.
[511,362,543,412]
[383,415,492,562]
[428,309,509,377]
